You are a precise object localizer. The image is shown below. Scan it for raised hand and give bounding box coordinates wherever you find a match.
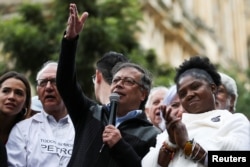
[164,105,189,148]
[172,121,189,149]
[65,3,89,39]
[163,105,180,144]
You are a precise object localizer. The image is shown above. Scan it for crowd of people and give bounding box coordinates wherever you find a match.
[0,3,250,167]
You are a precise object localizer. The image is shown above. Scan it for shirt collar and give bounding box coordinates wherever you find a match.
[116,110,142,127]
[42,110,70,124]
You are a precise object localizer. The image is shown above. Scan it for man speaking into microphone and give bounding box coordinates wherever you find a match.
[56,3,161,167]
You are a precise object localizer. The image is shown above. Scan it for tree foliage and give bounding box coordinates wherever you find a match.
[0,3,57,82]
[0,0,165,97]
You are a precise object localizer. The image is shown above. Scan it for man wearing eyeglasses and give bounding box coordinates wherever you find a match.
[93,51,128,105]
[56,3,160,167]
[6,61,74,167]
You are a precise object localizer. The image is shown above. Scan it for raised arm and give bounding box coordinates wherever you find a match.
[56,3,90,125]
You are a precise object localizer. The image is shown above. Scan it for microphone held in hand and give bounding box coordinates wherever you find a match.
[108,93,120,125]
[99,93,120,153]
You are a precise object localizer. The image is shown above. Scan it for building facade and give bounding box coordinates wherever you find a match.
[138,0,250,70]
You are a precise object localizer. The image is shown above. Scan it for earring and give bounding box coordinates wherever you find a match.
[22,108,28,116]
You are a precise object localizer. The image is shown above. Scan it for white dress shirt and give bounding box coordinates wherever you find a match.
[6,110,75,167]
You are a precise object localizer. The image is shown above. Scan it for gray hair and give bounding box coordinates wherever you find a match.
[219,72,238,111]
[36,61,58,80]
[145,86,169,107]
[112,62,152,92]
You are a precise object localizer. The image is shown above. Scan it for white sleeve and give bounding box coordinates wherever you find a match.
[6,124,27,167]
[211,113,250,150]
[219,113,250,150]
[141,146,161,167]
[141,131,168,167]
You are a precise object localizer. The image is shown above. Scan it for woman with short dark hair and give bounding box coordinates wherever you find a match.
[142,56,250,167]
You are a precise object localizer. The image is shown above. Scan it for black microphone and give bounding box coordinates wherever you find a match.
[99,93,120,153]
[108,93,120,125]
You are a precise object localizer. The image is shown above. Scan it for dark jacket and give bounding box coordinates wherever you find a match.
[0,141,7,167]
[56,36,160,167]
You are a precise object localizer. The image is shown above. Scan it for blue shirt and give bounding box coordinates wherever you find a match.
[116,110,142,127]
[106,103,142,127]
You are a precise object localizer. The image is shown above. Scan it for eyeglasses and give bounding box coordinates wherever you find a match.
[111,77,143,88]
[37,78,56,87]
[91,74,96,83]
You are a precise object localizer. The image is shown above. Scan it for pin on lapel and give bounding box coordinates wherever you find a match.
[211,115,221,122]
